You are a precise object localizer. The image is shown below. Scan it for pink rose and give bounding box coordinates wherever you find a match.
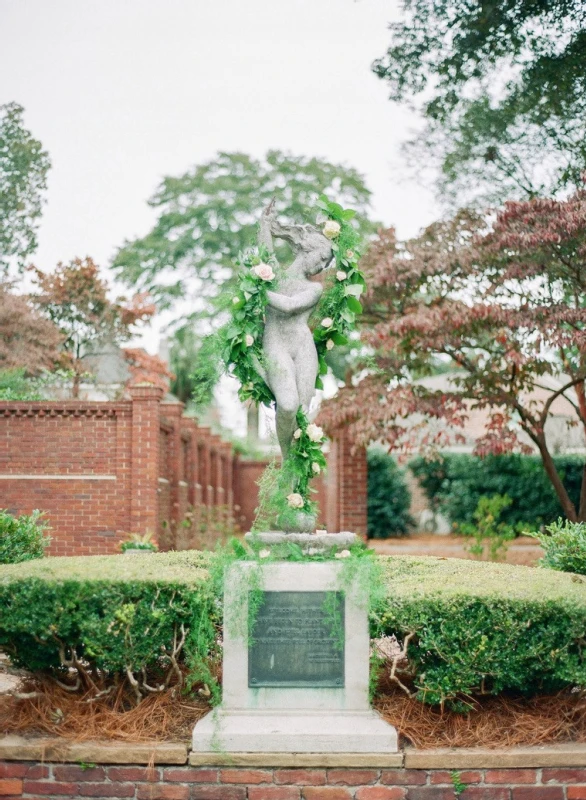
[252,262,275,281]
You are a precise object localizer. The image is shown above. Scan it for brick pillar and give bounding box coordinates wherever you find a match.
[161,400,185,538]
[128,385,164,540]
[335,426,367,538]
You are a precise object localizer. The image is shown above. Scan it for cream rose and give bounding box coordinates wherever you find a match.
[312,462,321,475]
[252,262,275,281]
[232,296,240,304]
[335,549,351,559]
[244,334,254,347]
[293,428,302,440]
[321,317,333,328]
[326,339,334,351]
[336,271,347,281]
[307,423,324,442]
[345,249,355,260]
[259,548,271,559]
[287,492,304,509]
[323,220,341,239]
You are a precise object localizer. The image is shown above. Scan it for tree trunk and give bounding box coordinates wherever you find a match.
[579,464,586,522]
[535,436,578,522]
[72,371,80,399]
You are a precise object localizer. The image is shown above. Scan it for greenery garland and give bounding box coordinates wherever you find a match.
[194,196,365,515]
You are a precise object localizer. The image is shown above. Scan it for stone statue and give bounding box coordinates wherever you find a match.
[258,201,333,460]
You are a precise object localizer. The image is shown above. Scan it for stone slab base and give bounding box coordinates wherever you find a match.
[191,709,398,753]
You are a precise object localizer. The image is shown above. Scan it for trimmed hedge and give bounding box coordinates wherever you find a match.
[367,450,414,538]
[0,552,213,688]
[2,552,586,707]
[377,556,586,706]
[409,453,584,528]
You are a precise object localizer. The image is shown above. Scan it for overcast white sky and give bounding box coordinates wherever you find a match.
[1,0,439,353]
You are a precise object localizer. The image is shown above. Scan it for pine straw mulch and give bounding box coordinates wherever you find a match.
[2,674,586,748]
[0,676,210,743]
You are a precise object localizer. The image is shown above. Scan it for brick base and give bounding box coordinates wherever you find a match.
[1,762,584,798]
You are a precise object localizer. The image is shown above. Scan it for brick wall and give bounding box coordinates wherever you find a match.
[1,762,583,798]
[0,392,368,553]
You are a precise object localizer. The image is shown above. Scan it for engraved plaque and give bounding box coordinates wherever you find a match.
[248,591,345,688]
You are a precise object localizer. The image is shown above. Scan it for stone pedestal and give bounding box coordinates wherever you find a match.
[192,556,398,753]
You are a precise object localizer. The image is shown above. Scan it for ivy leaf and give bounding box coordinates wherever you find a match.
[346,296,363,314]
[319,357,328,375]
[315,376,324,390]
[345,284,363,298]
[332,332,348,345]
[342,209,356,221]
[340,308,355,324]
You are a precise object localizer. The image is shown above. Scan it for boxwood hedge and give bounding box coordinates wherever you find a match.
[1,552,586,707]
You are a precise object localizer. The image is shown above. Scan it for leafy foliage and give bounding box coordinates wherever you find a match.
[410,454,584,528]
[30,258,155,397]
[457,494,518,561]
[3,551,586,709]
[0,369,44,401]
[533,518,586,575]
[0,282,62,373]
[372,0,586,204]
[320,186,586,521]
[112,150,376,318]
[366,450,414,538]
[0,103,51,272]
[0,509,50,564]
[377,555,586,707]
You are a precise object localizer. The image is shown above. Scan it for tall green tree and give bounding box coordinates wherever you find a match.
[112,150,376,323]
[373,1,586,205]
[0,103,51,272]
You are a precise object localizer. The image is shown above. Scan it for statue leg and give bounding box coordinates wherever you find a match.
[295,335,319,411]
[266,353,299,460]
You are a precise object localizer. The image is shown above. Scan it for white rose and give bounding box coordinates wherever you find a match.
[306,423,324,442]
[252,262,275,281]
[323,220,341,239]
[312,462,321,475]
[345,250,355,259]
[326,339,334,351]
[335,549,351,559]
[336,271,347,281]
[245,334,254,347]
[259,548,271,559]
[232,296,240,305]
[321,317,333,328]
[287,493,304,509]
[293,428,302,440]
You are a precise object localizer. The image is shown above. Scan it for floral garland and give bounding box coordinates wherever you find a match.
[217,196,365,514]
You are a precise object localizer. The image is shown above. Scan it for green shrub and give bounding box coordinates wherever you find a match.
[367,449,414,538]
[0,369,44,401]
[376,556,586,706]
[0,552,216,700]
[457,494,518,561]
[3,551,586,709]
[409,453,583,528]
[532,519,586,575]
[0,509,50,564]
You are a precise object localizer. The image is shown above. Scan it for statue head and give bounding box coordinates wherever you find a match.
[270,220,333,275]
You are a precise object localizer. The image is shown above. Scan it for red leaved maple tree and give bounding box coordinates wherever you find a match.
[0,281,63,372]
[30,257,155,397]
[320,184,586,521]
